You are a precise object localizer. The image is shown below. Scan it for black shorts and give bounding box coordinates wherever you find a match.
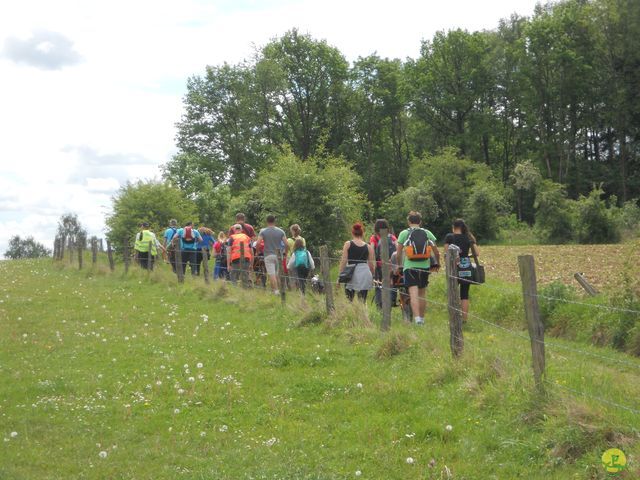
[459,281,471,300]
[403,267,429,288]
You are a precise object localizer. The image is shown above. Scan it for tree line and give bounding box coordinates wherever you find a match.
[165,0,639,220]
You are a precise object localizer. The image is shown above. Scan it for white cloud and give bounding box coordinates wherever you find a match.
[0,0,539,257]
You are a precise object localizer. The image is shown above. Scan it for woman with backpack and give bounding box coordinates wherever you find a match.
[369,218,397,308]
[287,238,315,294]
[444,218,480,323]
[339,223,375,302]
[213,231,229,280]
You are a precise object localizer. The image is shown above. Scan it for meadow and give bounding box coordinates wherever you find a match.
[0,250,639,479]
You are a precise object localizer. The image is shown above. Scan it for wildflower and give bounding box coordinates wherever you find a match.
[355,471,362,477]
[219,425,228,432]
[98,451,108,459]
[264,437,277,447]
[196,363,203,369]
[174,408,180,414]
[406,457,414,465]
[178,389,185,395]
[356,383,363,389]
[445,425,453,432]
[188,377,195,383]
[183,364,189,369]
[10,432,18,438]
[156,381,162,386]
[200,431,206,437]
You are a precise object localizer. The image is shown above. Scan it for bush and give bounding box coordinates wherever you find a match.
[575,187,620,244]
[617,198,640,235]
[232,152,368,251]
[105,180,199,252]
[379,181,440,234]
[538,281,575,328]
[463,182,509,241]
[534,180,574,243]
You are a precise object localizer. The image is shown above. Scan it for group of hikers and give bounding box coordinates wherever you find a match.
[132,210,480,325]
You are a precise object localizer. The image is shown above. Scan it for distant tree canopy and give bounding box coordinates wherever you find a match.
[160,0,640,246]
[4,236,51,259]
[57,213,86,245]
[105,181,199,251]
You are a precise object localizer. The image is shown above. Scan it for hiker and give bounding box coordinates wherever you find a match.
[369,218,397,308]
[213,231,229,280]
[287,238,315,294]
[227,224,253,285]
[258,215,287,295]
[173,222,202,277]
[339,223,375,302]
[396,211,440,325]
[227,213,256,239]
[196,227,215,275]
[163,219,179,273]
[286,224,306,290]
[133,222,160,270]
[444,218,479,323]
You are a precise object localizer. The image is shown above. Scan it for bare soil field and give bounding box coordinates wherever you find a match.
[480,242,640,292]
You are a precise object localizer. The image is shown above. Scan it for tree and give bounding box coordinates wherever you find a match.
[258,29,350,159]
[232,152,368,251]
[510,160,542,222]
[463,183,509,241]
[57,213,86,247]
[105,181,199,251]
[4,236,51,259]
[575,186,621,243]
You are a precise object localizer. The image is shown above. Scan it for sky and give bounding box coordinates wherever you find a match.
[0,0,541,256]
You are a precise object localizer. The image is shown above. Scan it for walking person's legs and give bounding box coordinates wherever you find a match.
[296,266,309,294]
[460,282,471,322]
[264,255,279,293]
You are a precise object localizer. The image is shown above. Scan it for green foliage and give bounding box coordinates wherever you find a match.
[234,152,368,251]
[617,198,640,234]
[574,187,621,244]
[538,281,575,328]
[534,180,575,243]
[3,236,51,259]
[56,213,86,245]
[105,181,199,250]
[380,182,439,235]
[463,182,509,241]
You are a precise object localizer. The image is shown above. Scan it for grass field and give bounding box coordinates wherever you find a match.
[0,254,639,479]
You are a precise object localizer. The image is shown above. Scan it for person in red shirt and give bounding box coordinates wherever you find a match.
[369,218,397,308]
[227,213,256,239]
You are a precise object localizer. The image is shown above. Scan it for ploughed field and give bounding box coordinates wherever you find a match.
[0,257,638,479]
[481,243,640,292]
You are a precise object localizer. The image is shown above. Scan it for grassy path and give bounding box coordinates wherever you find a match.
[0,258,638,479]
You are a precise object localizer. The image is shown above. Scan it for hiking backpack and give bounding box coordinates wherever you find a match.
[183,226,195,244]
[374,234,396,261]
[294,249,310,269]
[403,228,432,260]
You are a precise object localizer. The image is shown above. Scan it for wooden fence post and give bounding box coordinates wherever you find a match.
[174,236,184,283]
[239,242,248,288]
[446,246,464,357]
[574,272,598,296]
[277,249,286,305]
[59,236,65,261]
[518,255,545,390]
[53,237,59,260]
[77,236,84,270]
[99,238,104,252]
[202,248,210,284]
[106,240,115,272]
[123,238,130,274]
[319,245,334,315]
[379,228,392,331]
[92,238,98,265]
[148,240,154,271]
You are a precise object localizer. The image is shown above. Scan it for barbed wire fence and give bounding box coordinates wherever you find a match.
[51,230,640,417]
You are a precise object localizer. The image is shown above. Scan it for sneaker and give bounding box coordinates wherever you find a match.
[415,317,424,325]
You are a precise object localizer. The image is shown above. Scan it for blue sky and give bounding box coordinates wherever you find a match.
[0,0,541,256]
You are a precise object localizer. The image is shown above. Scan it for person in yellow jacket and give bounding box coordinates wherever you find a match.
[134,222,161,270]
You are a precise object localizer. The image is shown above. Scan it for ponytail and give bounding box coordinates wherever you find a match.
[453,218,476,243]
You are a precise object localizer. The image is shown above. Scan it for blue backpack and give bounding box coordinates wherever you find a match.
[294,249,310,268]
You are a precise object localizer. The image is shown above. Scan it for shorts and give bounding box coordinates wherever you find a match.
[403,267,429,289]
[459,281,471,300]
[264,254,278,275]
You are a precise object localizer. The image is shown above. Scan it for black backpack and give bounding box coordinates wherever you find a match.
[374,234,396,261]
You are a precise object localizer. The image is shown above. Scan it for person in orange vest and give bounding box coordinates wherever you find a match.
[227,224,253,285]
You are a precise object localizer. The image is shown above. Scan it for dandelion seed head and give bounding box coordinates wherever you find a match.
[406,457,414,465]
[98,451,108,459]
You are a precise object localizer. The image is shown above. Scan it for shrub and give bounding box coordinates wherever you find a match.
[538,281,575,328]
[463,182,509,241]
[534,180,574,243]
[574,187,620,244]
[4,236,51,259]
